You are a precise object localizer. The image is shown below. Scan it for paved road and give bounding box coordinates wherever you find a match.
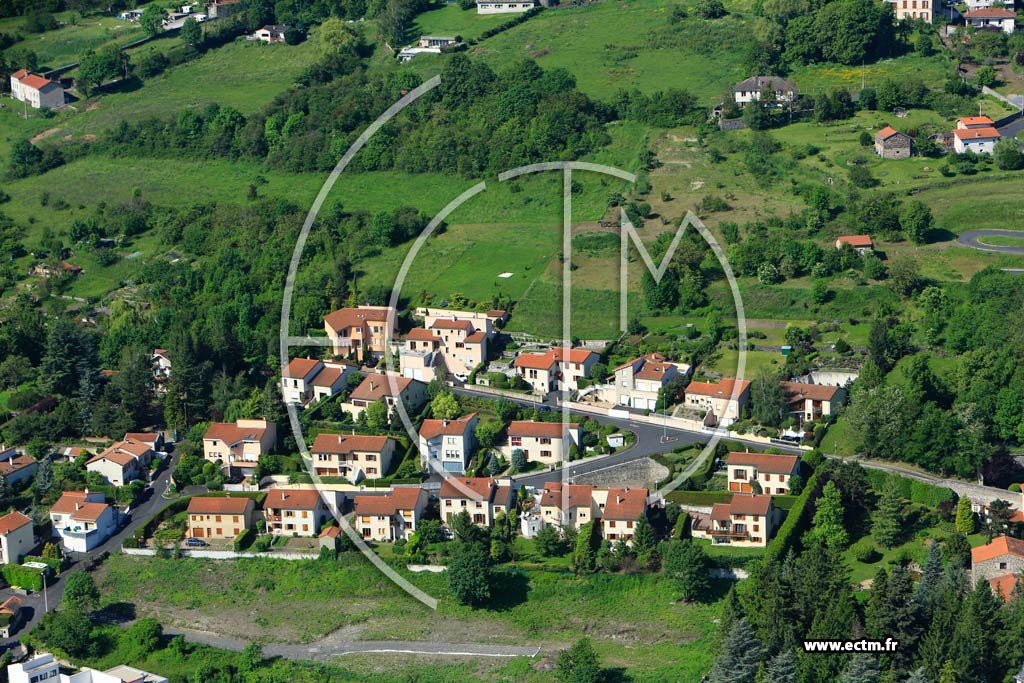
[450,386,801,489]
[997,116,1024,145]
[167,625,541,661]
[0,451,180,650]
[958,229,1024,255]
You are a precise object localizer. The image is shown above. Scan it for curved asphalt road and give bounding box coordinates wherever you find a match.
[450,386,802,490]
[958,229,1024,255]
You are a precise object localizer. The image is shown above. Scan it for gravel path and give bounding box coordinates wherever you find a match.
[165,626,542,661]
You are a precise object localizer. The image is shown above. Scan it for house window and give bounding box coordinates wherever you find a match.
[764,474,772,482]
[779,475,786,482]
[216,516,222,522]
[753,525,759,532]
[366,454,377,461]
[539,437,551,445]
[627,521,633,529]
[609,521,616,528]
[511,437,522,447]
[367,467,377,474]
[734,469,747,480]
[445,500,452,506]
[541,450,552,458]
[1000,562,1008,570]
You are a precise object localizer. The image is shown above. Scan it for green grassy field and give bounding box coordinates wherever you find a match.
[977,234,1024,247]
[0,11,145,70]
[411,4,510,41]
[787,53,955,95]
[95,553,726,682]
[462,0,754,101]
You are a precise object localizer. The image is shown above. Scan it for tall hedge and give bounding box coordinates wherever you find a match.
[1,564,44,591]
[864,469,954,506]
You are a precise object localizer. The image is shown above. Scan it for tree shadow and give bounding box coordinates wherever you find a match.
[604,667,635,683]
[924,227,956,244]
[93,601,136,625]
[485,570,530,611]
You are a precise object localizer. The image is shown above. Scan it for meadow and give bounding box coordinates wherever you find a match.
[95,552,726,682]
[0,11,144,70]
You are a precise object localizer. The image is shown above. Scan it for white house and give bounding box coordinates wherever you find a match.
[612,352,691,411]
[835,235,874,255]
[964,7,1015,32]
[953,125,1001,154]
[49,491,118,553]
[281,357,354,406]
[439,477,515,527]
[0,448,38,488]
[253,24,290,42]
[341,373,427,421]
[732,76,797,106]
[10,70,65,109]
[682,378,751,427]
[499,420,581,466]
[0,511,34,565]
[726,452,801,495]
[476,0,535,13]
[513,352,558,395]
[512,347,600,393]
[8,655,169,683]
[419,413,478,473]
[309,432,396,482]
[152,348,171,393]
[85,438,153,486]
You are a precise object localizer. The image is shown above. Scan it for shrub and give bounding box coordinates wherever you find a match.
[233,527,256,552]
[1,564,44,591]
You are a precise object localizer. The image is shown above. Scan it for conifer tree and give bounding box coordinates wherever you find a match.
[708,619,766,683]
[954,497,975,535]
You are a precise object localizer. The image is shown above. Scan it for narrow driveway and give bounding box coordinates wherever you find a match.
[166,625,541,661]
[958,229,1024,255]
[0,451,179,650]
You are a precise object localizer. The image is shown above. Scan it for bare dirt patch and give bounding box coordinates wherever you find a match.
[30,127,62,144]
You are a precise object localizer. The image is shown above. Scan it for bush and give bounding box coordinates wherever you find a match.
[1,563,44,591]
[852,538,881,563]
[233,527,256,552]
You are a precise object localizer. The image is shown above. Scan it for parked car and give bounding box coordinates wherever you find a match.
[185,537,207,547]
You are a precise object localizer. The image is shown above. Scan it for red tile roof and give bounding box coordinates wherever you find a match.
[550,347,598,364]
[284,357,322,378]
[710,502,731,522]
[507,420,578,438]
[603,488,647,520]
[972,535,1024,564]
[348,374,416,402]
[953,127,1000,141]
[204,421,270,445]
[990,573,1020,602]
[958,115,995,126]
[430,319,473,331]
[685,378,750,398]
[264,488,325,510]
[16,72,57,90]
[728,494,773,516]
[324,306,394,334]
[964,8,1014,17]
[0,454,36,477]
[634,361,675,382]
[405,328,438,342]
[465,331,487,344]
[71,502,110,522]
[836,235,874,247]
[439,477,495,500]
[875,126,901,139]
[540,484,593,510]
[0,511,31,535]
[124,432,161,445]
[187,496,253,515]
[781,381,841,403]
[513,353,556,370]
[0,595,22,615]
[613,352,667,372]
[319,525,340,538]
[727,452,800,474]
[419,414,477,440]
[50,491,94,515]
[310,366,342,387]
[11,69,27,79]
[354,487,424,515]
[311,433,391,454]
[88,439,151,467]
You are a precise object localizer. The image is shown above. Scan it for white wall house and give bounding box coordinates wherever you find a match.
[964,7,1015,32]
[613,352,690,411]
[419,413,478,473]
[49,491,118,553]
[0,511,34,565]
[953,126,1001,154]
[732,76,797,106]
[499,420,581,466]
[10,70,65,109]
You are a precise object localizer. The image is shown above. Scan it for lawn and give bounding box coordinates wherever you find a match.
[787,53,955,94]
[57,39,320,136]
[0,12,145,70]
[464,0,755,101]
[977,234,1024,247]
[411,4,511,42]
[95,552,727,682]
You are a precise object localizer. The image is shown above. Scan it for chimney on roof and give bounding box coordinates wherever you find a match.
[369,381,376,391]
[442,419,448,427]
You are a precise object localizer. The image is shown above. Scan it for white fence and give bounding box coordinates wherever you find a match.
[122,547,319,560]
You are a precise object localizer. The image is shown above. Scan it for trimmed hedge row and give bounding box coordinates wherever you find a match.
[864,469,956,507]
[470,6,544,43]
[233,527,256,552]
[1,564,44,591]
[764,468,825,565]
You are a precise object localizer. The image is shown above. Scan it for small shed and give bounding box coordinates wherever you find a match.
[606,433,625,448]
[874,126,913,159]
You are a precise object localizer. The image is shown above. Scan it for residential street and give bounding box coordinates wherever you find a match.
[0,450,180,651]
[450,385,802,489]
